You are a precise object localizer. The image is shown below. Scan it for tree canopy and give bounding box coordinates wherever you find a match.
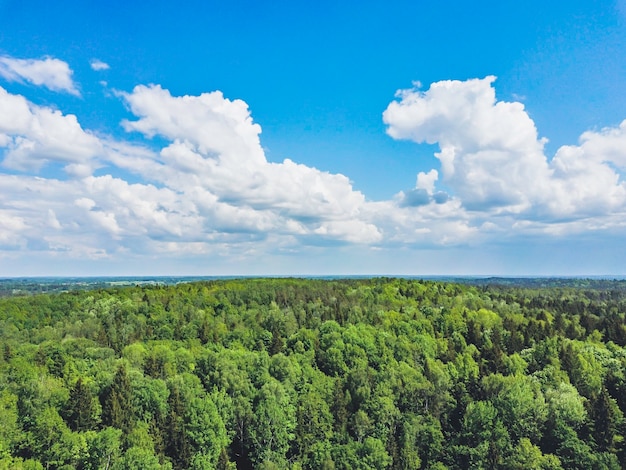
[1,277,626,469]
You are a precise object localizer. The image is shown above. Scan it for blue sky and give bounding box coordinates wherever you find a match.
[1,0,626,276]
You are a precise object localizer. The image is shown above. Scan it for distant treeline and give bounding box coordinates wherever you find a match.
[3,275,626,297]
[0,277,198,297]
[1,278,626,469]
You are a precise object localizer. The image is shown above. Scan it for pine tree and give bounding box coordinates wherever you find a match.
[589,386,622,453]
[101,364,133,433]
[66,378,95,431]
[165,383,191,470]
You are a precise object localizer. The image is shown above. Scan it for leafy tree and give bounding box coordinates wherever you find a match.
[543,382,587,452]
[29,406,87,468]
[165,380,190,469]
[506,438,562,469]
[587,386,623,453]
[248,379,296,466]
[482,373,547,442]
[83,427,123,470]
[0,390,20,459]
[112,446,165,470]
[459,400,511,468]
[294,388,334,464]
[185,395,229,468]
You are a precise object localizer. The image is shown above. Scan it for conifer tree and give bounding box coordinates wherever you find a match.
[101,364,133,433]
[66,378,95,431]
[165,382,191,470]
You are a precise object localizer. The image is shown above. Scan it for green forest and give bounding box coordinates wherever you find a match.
[2,277,626,469]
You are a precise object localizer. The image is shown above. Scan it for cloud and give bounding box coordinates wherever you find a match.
[400,188,430,207]
[2,72,626,268]
[384,77,626,225]
[0,209,27,249]
[397,169,450,207]
[384,76,551,212]
[0,86,102,173]
[548,121,626,216]
[0,56,80,95]
[90,59,110,71]
[118,84,381,243]
[0,83,385,262]
[120,85,266,164]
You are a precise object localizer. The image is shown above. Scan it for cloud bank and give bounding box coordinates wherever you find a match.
[1,55,626,269]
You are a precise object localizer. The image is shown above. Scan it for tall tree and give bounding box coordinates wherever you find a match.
[248,379,296,467]
[101,364,133,433]
[165,381,191,470]
[66,378,96,432]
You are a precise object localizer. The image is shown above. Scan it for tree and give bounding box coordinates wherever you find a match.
[248,379,296,466]
[112,446,164,470]
[165,381,191,470]
[185,395,229,468]
[101,364,134,433]
[294,388,334,465]
[332,438,391,470]
[29,407,87,468]
[506,438,562,470]
[399,414,443,469]
[460,400,511,469]
[482,373,547,443]
[83,427,122,470]
[587,386,623,453]
[66,378,96,431]
[0,390,20,459]
[543,382,587,453]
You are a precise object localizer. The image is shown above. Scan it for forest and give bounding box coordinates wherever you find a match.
[1,277,626,469]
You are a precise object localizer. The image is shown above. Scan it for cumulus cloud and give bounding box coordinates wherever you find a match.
[118,84,381,243]
[384,76,626,224]
[0,86,102,172]
[384,76,551,212]
[2,70,626,266]
[549,121,626,216]
[0,56,80,95]
[0,82,386,261]
[90,59,110,71]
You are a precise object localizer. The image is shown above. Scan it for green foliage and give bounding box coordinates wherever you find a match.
[65,378,97,432]
[248,378,296,466]
[101,364,133,433]
[2,277,626,468]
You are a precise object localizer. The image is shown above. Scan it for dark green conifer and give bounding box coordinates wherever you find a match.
[165,383,191,469]
[101,364,133,433]
[66,378,95,431]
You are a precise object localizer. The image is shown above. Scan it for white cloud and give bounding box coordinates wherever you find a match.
[90,59,110,71]
[0,86,102,172]
[120,85,266,164]
[544,126,626,216]
[46,209,62,229]
[0,209,27,248]
[384,76,626,226]
[0,56,80,95]
[0,83,384,261]
[2,72,626,268]
[384,76,551,212]
[416,169,438,193]
[119,84,380,243]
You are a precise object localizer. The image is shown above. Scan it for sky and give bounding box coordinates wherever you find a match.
[1,0,626,276]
